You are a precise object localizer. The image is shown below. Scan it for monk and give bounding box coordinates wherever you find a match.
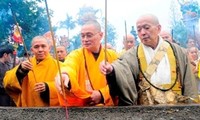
[159,30,173,43]
[3,36,59,107]
[119,34,135,55]
[55,20,118,106]
[56,45,67,62]
[100,14,198,106]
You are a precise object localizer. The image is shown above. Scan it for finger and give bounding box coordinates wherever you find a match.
[34,83,44,91]
[34,85,41,91]
[34,86,45,92]
[33,86,40,92]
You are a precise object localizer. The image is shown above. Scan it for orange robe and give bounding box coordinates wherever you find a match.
[58,47,118,106]
[3,54,59,107]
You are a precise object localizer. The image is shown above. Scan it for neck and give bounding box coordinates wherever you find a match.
[91,45,101,53]
[59,59,65,62]
[150,37,160,50]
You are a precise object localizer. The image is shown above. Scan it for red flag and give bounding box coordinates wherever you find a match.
[12,25,23,44]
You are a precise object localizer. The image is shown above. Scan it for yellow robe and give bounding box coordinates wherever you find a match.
[3,54,59,107]
[58,47,118,106]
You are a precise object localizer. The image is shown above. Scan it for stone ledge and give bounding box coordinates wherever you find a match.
[0,104,200,120]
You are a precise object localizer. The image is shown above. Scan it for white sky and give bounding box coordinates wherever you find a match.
[46,0,199,51]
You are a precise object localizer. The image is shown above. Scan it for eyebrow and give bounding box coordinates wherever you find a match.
[81,32,94,34]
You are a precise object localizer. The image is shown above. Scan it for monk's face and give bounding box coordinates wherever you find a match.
[56,46,67,61]
[159,31,173,43]
[136,16,161,48]
[188,47,198,61]
[31,37,50,61]
[81,24,103,53]
[123,35,135,50]
[187,39,196,48]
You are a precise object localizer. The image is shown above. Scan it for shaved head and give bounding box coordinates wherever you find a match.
[136,14,160,26]
[31,36,50,46]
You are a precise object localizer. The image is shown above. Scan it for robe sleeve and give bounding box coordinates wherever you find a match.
[46,81,60,106]
[99,85,113,104]
[3,66,22,106]
[60,50,91,99]
[111,58,138,106]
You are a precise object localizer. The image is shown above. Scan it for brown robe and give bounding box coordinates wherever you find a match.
[107,42,198,105]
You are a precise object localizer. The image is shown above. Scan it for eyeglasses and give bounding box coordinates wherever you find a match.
[80,32,99,39]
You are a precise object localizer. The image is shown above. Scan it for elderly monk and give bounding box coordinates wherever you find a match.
[55,20,118,106]
[3,36,59,107]
[100,14,198,106]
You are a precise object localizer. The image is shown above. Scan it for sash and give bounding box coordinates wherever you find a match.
[144,41,170,80]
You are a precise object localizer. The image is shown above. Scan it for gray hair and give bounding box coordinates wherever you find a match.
[83,20,101,32]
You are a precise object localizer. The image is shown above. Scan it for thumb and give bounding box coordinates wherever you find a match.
[63,74,69,88]
[55,75,61,91]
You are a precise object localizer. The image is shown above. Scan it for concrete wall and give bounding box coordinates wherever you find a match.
[1,104,200,120]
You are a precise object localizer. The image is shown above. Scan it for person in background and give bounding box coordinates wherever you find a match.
[187,38,197,48]
[187,47,200,95]
[55,20,118,106]
[188,46,199,71]
[160,30,180,45]
[119,34,135,55]
[56,45,67,63]
[159,30,173,43]
[0,44,15,106]
[3,36,60,107]
[100,14,198,106]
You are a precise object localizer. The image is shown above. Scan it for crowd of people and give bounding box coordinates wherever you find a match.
[1,13,200,107]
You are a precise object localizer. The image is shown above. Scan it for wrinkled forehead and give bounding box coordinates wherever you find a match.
[136,15,158,27]
[160,31,170,36]
[188,47,198,53]
[127,36,135,41]
[188,39,195,42]
[81,24,96,33]
[136,19,154,27]
[160,34,171,38]
[56,46,66,51]
[32,38,48,46]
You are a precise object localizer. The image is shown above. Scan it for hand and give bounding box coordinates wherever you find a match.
[55,73,69,95]
[89,90,102,105]
[34,82,46,92]
[20,60,32,71]
[99,60,113,75]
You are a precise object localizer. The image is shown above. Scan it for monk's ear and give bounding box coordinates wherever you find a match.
[99,32,103,39]
[157,24,161,32]
[30,47,34,53]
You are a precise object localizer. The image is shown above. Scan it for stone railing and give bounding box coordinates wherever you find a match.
[1,104,200,120]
